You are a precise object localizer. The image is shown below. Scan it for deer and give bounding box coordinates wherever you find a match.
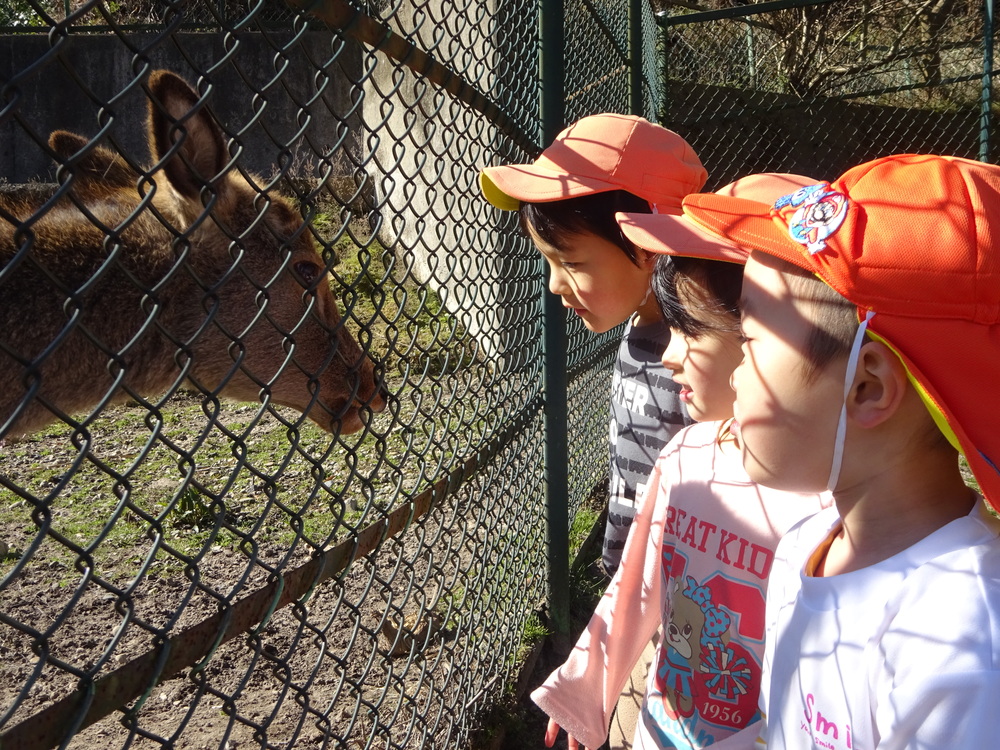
[0,69,386,438]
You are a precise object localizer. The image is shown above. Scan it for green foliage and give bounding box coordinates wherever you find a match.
[516,611,550,663]
[170,485,215,530]
[0,0,46,27]
[568,505,600,560]
[330,231,474,378]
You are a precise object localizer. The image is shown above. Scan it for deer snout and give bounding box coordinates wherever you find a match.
[365,368,389,415]
[320,331,386,435]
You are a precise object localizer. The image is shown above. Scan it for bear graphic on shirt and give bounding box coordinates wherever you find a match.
[656,576,737,720]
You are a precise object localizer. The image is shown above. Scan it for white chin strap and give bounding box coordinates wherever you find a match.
[827,310,876,492]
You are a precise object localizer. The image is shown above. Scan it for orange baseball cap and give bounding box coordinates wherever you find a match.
[479,113,707,213]
[615,172,818,262]
[680,153,1000,510]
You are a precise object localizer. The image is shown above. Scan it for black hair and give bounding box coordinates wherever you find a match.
[773,258,858,380]
[651,254,743,337]
[772,257,951,450]
[518,189,651,265]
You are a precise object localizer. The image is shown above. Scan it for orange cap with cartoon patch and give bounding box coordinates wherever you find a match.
[681,153,1000,511]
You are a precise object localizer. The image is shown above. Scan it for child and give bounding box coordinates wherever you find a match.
[481,116,705,745]
[480,113,706,578]
[533,173,830,750]
[674,153,1000,748]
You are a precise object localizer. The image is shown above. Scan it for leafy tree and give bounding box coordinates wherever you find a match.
[655,0,981,100]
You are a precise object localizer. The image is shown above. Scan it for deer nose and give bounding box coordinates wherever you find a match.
[372,382,390,413]
[364,366,389,414]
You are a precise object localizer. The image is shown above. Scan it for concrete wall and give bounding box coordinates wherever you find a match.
[358,0,540,365]
[0,31,363,184]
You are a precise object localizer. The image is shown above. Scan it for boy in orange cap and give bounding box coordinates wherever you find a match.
[481,114,706,579]
[481,114,706,747]
[661,153,1000,748]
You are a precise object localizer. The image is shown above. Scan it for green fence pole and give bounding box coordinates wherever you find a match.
[539,0,570,646]
[658,14,669,123]
[629,0,643,115]
[982,0,994,162]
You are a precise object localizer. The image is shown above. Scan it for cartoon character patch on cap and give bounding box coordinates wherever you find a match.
[772,182,827,212]
[776,183,849,255]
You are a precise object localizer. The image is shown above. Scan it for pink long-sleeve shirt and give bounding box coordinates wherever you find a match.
[531,421,829,749]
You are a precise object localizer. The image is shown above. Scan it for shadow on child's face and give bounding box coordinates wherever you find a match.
[733,252,846,492]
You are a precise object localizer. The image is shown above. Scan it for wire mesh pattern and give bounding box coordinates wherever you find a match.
[2,1,996,748]
[659,0,997,186]
[0,0,658,748]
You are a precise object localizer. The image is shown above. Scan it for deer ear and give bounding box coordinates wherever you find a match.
[49,130,89,160]
[146,69,227,200]
[49,131,138,189]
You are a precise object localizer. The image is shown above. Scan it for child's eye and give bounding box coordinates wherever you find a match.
[561,261,579,270]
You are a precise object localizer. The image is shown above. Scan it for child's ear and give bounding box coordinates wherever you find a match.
[849,341,909,428]
[637,249,658,270]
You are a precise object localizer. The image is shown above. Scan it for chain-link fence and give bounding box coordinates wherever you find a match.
[659,0,997,185]
[0,0,657,748]
[2,1,998,748]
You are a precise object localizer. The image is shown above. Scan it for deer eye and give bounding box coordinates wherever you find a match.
[294,261,322,287]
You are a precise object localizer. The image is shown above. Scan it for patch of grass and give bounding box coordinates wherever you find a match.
[568,506,600,561]
[322,219,476,379]
[516,611,550,664]
[960,454,980,493]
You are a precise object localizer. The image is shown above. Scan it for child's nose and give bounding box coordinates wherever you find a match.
[547,267,569,296]
[661,336,681,370]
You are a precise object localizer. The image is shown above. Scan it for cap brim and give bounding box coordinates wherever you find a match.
[871,314,1000,512]
[682,193,814,274]
[479,165,620,211]
[616,211,749,263]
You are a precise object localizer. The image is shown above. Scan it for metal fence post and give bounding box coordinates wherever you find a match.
[539,0,570,645]
[657,12,670,123]
[982,0,994,162]
[629,0,643,115]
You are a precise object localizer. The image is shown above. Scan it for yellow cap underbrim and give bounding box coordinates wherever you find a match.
[479,170,521,211]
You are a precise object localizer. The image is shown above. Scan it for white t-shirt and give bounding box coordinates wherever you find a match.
[759,501,1000,749]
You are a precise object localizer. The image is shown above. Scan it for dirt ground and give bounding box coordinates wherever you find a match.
[0,375,593,750]
[1,442,553,748]
[1,524,467,748]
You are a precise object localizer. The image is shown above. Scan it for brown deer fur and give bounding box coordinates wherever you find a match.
[0,70,384,437]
